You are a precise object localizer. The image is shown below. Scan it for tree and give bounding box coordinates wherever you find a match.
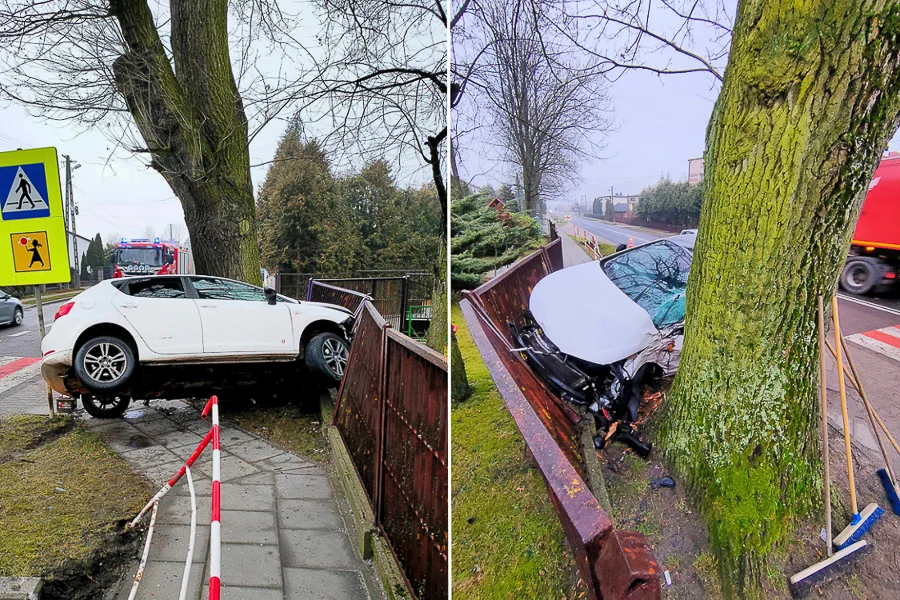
[452,0,611,217]
[84,233,106,270]
[496,183,515,205]
[0,1,336,285]
[636,178,703,226]
[604,198,615,221]
[532,0,900,594]
[451,192,542,288]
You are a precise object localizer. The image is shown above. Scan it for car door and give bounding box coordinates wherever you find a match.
[188,277,295,355]
[111,277,203,355]
[0,293,13,323]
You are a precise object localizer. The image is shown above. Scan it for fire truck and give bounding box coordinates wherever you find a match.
[113,238,194,278]
[840,155,900,295]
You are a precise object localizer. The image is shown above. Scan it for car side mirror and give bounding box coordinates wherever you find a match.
[264,286,277,305]
[615,243,627,252]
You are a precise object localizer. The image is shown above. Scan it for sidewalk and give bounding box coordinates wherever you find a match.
[84,400,372,600]
[556,223,595,268]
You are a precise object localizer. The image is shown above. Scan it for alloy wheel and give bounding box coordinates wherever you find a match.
[83,342,128,384]
[322,338,349,378]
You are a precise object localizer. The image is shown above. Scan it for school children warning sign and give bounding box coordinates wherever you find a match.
[0,148,69,286]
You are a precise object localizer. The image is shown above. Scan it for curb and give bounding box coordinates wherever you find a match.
[0,577,43,600]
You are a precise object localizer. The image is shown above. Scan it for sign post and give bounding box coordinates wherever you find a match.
[0,147,70,417]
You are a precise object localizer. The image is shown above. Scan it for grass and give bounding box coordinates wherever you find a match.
[225,397,329,462]
[566,233,618,258]
[0,415,151,577]
[451,303,580,599]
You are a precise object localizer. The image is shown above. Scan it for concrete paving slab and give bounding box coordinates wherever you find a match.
[115,561,204,600]
[193,453,259,482]
[155,493,211,526]
[277,499,343,531]
[133,460,186,487]
[131,417,182,437]
[147,524,210,564]
[155,428,206,450]
[264,453,319,472]
[218,543,282,588]
[221,509,278,544]
[227,439,285,463]
[122,407,170,423]
[201,585,284,600]
[228,471,276,486]
[275,473,334,500]
[278,530,358,570]
[220,484,276,512]
[283,567,369,600]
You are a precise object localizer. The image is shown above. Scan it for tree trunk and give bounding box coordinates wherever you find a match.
[110,0,261,284]
[659,2,900,595]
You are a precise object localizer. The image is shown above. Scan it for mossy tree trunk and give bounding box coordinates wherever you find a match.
[110,0,261,284]
[659,2,900,595]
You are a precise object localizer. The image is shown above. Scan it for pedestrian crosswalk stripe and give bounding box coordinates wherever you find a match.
[0,356,42,395]
[847,326,900,362]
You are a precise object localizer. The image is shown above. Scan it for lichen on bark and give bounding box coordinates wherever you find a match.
[658,1,900,596]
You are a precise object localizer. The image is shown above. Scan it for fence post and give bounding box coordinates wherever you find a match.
[400,276,410,335]
[373,321,391,525]
[306,278,314,301]
[275,273,281,295]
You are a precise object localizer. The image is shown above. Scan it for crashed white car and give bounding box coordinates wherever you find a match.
[512,232,696,454]
[41,275,354,418]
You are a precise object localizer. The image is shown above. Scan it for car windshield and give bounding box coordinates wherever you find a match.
[118,247,162,266]
[601,240,691,328]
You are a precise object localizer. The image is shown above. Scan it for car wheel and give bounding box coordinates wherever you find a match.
[74,335,136,394]
[81,394,131,419]
[305,332,350,384]
[12,308,23,326]
[840,258,881,295]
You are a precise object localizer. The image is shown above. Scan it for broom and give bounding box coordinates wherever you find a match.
[789,297,870,596]
[831,333,900,516]
[830,296,883,550]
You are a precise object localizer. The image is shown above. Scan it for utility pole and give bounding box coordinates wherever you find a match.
[62,155,80,287]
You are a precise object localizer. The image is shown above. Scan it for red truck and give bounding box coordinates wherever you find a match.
[112,238,194,278]
[841,155,900,294]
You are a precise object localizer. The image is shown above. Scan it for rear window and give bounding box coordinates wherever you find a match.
[602,240,691,328]
[124,278,186,299]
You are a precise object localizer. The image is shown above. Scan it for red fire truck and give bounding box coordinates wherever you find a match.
[113,238,194,278]
[840,155,900,294]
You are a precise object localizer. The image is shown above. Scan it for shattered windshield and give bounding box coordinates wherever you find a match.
[601,240,691,328]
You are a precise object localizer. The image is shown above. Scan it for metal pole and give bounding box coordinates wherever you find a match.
[68,158,80,289]
[35,286,55,416]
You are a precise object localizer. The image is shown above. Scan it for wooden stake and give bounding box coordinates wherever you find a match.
[34,286,55,417]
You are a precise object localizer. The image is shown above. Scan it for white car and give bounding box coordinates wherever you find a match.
[41,275,354,418]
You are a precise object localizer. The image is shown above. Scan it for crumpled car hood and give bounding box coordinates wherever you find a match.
[529,260,659,365]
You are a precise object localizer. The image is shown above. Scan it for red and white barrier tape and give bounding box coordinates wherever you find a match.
[202,395,222,600]
[178,466,198,600]
[129,428,214,529]
[127,502,158,600]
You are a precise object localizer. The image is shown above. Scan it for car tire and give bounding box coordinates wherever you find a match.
[305,332,350,384]
[81,394,131,419]
[840,257,881,295]
[74,335,136,394]
[12,308,22,326]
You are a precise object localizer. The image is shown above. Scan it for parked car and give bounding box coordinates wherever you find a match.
[0,291,24,327]
[41,275,355,418]
[512,232,696,455]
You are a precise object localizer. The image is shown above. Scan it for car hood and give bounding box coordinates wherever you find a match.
[529,261,659,365]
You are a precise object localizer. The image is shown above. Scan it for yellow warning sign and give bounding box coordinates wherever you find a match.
[0,147,69,286]
[11,231,51,272]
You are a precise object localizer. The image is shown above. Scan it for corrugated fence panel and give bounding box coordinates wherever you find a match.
[333,299,448,600]
[380,330,448,600]
[333,303,386,500]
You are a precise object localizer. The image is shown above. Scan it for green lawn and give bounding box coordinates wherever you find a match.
[451,304,579,599]
[0,415,151,577]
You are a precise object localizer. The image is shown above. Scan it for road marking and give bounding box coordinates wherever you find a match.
[8,330,30,337]
[837,293,900,317]
[0,356,42,394]
[573,218,656,243]
[848,327,900,362]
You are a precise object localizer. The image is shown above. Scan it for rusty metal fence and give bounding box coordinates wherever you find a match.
[460,238,661,600]
[334,301,448,600]
[306,274,434,333]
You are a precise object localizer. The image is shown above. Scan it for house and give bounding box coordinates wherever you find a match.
[688,157,704,184]
[593,194,640,217]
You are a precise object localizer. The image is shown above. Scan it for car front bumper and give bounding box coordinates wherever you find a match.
[41,349,73,395]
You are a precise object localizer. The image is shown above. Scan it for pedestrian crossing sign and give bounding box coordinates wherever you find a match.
[0,147,69,286]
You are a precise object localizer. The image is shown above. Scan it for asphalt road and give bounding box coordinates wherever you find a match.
[570,215,900,314]
[0,297,69,358]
